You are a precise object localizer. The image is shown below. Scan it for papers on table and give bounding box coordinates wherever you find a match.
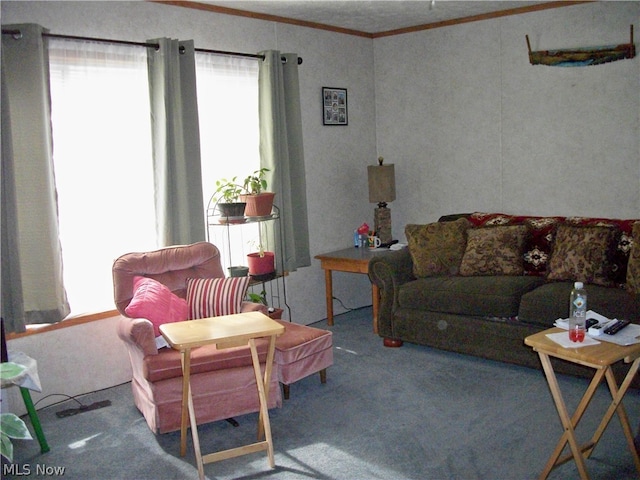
[546,331,601,348]
[553,310,640,346]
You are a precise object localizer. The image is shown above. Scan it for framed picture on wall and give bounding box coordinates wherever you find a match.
[322,87,348,125]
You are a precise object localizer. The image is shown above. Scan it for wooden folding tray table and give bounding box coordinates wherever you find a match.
[160,311,284,480]
[525,327,640,480]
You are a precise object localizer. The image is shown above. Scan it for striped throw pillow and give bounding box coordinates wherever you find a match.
[186,277,250,319]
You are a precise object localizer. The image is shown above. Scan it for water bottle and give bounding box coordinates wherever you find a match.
[569,281,587,342]
[354,230,359,248]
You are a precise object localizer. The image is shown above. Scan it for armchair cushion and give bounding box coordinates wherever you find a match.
[143,338,271,383]
[186,277,250,319]
[125,276,189,337]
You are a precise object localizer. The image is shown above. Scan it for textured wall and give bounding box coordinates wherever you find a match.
[2,0,377,330]
[4,1,638,401]
[374,2,640,237]
[2,0,376,405]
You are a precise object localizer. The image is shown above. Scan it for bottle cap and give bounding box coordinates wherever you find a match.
[574,281,584,289]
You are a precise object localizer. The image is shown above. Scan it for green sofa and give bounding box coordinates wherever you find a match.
[368,212,640,384]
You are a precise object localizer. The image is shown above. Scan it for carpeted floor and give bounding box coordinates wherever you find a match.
[9,307,640,479]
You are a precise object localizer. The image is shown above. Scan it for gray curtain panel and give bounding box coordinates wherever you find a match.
[147,38,205,247]
[1,24,70,333]
[258,51,310,272]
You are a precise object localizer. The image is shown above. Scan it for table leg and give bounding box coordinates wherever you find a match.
[257,334,276,442]
[594,359,640,473]
[179,349,191,457]
[372,283,379,334]
[542,365,605,469]
[249,337,275,468]
[324,269,334,326]
[537,352,590,480]
[180,348,206,480]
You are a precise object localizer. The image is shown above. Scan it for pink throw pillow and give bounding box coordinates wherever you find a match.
[125,276,189,337]
[186,277,250,319]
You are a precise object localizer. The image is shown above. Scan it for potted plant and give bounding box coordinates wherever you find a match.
[213,177,246,221]
[1,362,32,463]
[246,241,275,278]
[239,168,275,218]
[227,265,249,277]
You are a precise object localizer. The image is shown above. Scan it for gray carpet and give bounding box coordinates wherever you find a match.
[10,307,640,479]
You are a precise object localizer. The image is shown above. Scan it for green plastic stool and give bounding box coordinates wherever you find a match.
[18,387,50,453]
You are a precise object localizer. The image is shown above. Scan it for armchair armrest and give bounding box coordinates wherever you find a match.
[116,303,269,359]
[368,248,415,337]
[116,315,158,357]
[240,301,269,315]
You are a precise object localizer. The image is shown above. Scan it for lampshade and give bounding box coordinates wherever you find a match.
[367,164,396,204]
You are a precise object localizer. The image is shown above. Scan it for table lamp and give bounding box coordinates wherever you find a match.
[367,157,396,244]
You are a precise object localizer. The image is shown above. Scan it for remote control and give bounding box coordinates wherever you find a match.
[588,324,604,336]
[586,318,599,329]
[604,319,631,335]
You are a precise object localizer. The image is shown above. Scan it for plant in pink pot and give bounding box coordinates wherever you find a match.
[247,241,275,279]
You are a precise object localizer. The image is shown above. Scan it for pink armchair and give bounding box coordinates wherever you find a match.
[112,242,281,434]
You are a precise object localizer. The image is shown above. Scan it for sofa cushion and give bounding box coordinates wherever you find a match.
[405,218,470,277]
[546,225,618,286]
[522,217,562,276]
[518,282,640,328]
[564,216,637,286]
[398,275,545,318]
[627,222,640,294]
[459,225,527,276]
[125,276,189,337]
[467,212,563,277]
[186,277,250,319]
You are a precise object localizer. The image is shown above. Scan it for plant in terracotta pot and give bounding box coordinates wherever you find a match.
[239,168,275,218]
[213,177,246,221]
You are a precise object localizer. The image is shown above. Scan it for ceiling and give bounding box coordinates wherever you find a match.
[194,1,564,36]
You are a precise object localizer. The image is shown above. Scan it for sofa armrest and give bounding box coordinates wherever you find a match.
[368,248,415,338]
[116,315,158,357]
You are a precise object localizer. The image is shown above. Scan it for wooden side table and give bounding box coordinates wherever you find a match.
[315,247,387,333]
[160,312,284,480]
[524,328,640,480]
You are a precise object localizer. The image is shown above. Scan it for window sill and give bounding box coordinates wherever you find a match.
[6,310,120,340]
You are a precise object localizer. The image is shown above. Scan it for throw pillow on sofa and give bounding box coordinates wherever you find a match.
[546,224,618,286]
[186,277,250,319]
[125,276,190,337]
[626,222,640,294]
[405,218,471,277]
[459,225,527,276]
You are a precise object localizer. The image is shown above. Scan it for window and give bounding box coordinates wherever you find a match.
[195,53,261,270]
[48,39,156,315]
[47,41,261,316]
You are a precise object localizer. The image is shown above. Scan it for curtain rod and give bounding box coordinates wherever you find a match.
[1,29,303,64]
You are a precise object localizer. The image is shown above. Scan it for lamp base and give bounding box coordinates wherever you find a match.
[374,207,392,244]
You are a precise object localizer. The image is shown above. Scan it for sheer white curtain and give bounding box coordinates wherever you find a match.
[195,53,261,270]
[48,39,156,315]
